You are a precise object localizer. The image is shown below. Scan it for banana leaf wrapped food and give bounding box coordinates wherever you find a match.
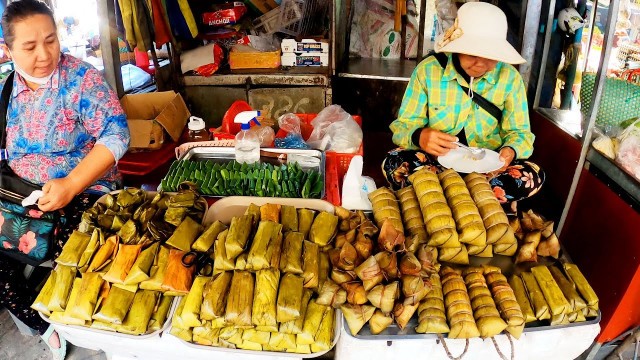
[402,275,431,305]
[286,344,311,354]
[342,281,368,305]
[416,273,450,334]
[509,275,537,323]
[56,231,92,267]
[140,245,170,291]
[78,228,103,272]
[182,276,210,327]
[225,215,254,260]
[439,169,487,247]
[369,309,394,335]
[48,265,76,312]
[193,326,220,346]
[242,329,271,345]
[378,220,406,252]
[484,268,525,338]
[201,271,233,320]
[341,304,375,336]
[53,278,86,326]
[463,267,507,338]
[309,211,339,246]
[117,219,140,244]
[393,302,420,330]
[31,272,56,316]
[124,242,159,285]
[161,249,196,294]
[464,173,515,245]
[530,265,570,317]
[550,312,570,326]
[280,289,312,334]
[549,266,587,312]
[92,285,136,324]
[316,279,347,308]
[329,241,359,271]
[148,295,174,331]
[297,300,331,344]
[69,272,104,321]
[302,240,320,288]
[166,216,203,252]
[171,296,189,330]
[117,290,159,335]
[252,269,280,329]
[192,221,227,252]
[396,186,428,251]
[213,230,235,274]
[354,231,373,260]
[368,187,404,235]
[355,255,384,291]
[244,203,261,226]
[277,273,304,322]
[219,327,243,347]
[515,230,541,264]
[297,208,316,239]
[438,245,469,265]
[280,232,304,274]
[235,253,248,270]
[310,307,335,353]
[247,221,283,271]
[400,252,422,276]
[466,244,493,257]
[417,244,439,275]
[225,271,254,326]
[493,239,518,256]
[260,203,281,222]
[170,327,193,342]
[280,205,299,232]
[537,233,561,259]
[563,263,599,315]
[102,243,143,284]
[374,251,399,280]
[268,332,295,350]
[440,267,479,339]
[87,235,119,273]
[319,251,330,286]
[331,268,356,286]
[521,272,551,320]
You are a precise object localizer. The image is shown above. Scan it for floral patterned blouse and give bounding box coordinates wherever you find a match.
[3,54,130,193]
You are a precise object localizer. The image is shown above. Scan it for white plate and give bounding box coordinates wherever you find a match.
[437,147,504,173]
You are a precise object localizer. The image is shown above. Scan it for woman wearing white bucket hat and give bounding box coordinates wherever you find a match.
[383,2,544,208]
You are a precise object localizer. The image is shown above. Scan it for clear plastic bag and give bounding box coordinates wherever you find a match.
[306,105,363,153]
[248,125,275,147]
[275,113,309,149]
[616,118,640,179]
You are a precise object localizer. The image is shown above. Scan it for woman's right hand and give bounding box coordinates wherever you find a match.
[417,128,458,156]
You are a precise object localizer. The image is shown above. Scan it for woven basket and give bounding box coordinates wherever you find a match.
[580,73,640,127]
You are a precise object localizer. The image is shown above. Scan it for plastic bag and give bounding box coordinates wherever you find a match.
[306,105,363,153]
[248,125,275,147]
[616,118,640,179]
[274,113,310,149]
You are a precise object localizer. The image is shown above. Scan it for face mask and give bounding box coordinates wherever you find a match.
[10,51,60,86]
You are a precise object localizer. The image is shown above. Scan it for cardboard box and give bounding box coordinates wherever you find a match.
[281,53,328,67]
[281,39,329,54]
[120,91,190,150]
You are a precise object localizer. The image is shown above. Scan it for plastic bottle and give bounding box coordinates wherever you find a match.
[234,111,261,164]
[187,116,210,142]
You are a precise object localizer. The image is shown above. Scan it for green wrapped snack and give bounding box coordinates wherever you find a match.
[78,228,103,272]
[311,307,334,353]
[117,219,139,244]
[279,232,304,274]
[171,296,189,330]
[102,244,142,284]
[235,253,248,270]
[309,212,338,246]
[169,327,193,342]
[60,278,85,324]
[242,329,271,345]
[252,269,280,328]
[297,209,316,239]
[69,272,104,321]
[148,295,174,331]
[247,221,283,271]
[181,276,210,328]
[277,273,304,323]
[117,290,159,335]
[116,188,145,208]
[165,216,203,252]
[268,332,296,350]
[56,231,91,267]
[225,215,254,259]
[201,271,233,320]
[245,203,261,227]
[31,272,56,316]
[192,326,220,346]
[140,245,170,291]
[225,271,255,326]
[281,205,298,232]
[279,289,312,334]
[297,300,329,345]
[164,207,188,227]
[213,230,235,274]
[302,240,320,289]
[124,242,159,285]
[48,265,76,312]
[92,285,136,324]
[192,221,227,252]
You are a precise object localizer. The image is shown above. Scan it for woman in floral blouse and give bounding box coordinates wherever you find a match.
[0,1,130,358]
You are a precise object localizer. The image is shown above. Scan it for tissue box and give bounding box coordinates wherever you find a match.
[281,53,328,67]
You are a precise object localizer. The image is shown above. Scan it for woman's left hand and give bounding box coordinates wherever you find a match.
[498,147,516,172]
[38,177,80,212]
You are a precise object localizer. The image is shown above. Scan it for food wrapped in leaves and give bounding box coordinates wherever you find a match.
[170,327,193,342]
[280,232,304,274]
[124,242,159,285]
[225,215,254,260]
[367,281,399,313]
[302,240,320,289]
[329,241,359,271]
[225,271,254,326]
[117,219,139,244]
[148,295,174,331]
[182,276,210,327]
[242,329,271,345]
[193,326,220,346]
[341,304,375,336]
[192,221,227,252]
[396,186,428,250]
[297,208,316,239]
[331,268,356,286]
[439,169,486,247]
[268,332,295,350]
[280,289,312,334]
[342,281,368,305]
[161,249,196,294]
[244,203,261,226]
[550,312,570,326]
[165,216,203,252]
[378,220,406,252]
[549,266,587,312]
[298,300,330,345]
[537,233,561,258]
[54,278,86,326]
[438,246,469,265]
[214,230,235,273]
[416,273,449,334]
[374,251,399,280]
[509,275,536,323]
[393,302,420,330]
[485,269,525,338]
[354,231,374,260]
[441,267,479,339]
[530,266,570,316]
[309,211,339,246]
[171,296,188,329]
[252,269,280,328]
[87,235,118,273]
[355,256,384,291]
[311,307,334,353]
[463,267,507,338]
[102,243,142,284]
[402,275,431,306]
[56,231,92,267]
[235,253,248,270]
[48,265,76,312]
[520,272,550,320]
[92,286,136,324]
[117,290,159,335]
[400,252,422,276]
[316,279,347,308]
[78,228,103,272]
[466,244,493,257]
[368,187,404,234]
[140,245,170,291]
[260,203,281,222]
[515,230,541,264]
[464,173,515,245]
[201,271,233,320]
[69,272,104,321]
[31,272,56,316]
[280,205,299,232]
[277,273,304,322]
[247,221,283,271]
[369,309,393,335]
[563,263,599,313]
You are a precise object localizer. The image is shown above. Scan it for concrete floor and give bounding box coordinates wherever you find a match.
[0,309,106,360]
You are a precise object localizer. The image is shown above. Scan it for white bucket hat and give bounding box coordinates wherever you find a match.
[435,2,526,65]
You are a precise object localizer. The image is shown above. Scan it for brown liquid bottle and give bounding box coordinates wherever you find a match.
[187,116,210,142]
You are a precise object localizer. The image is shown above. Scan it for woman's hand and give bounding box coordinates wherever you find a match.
[498,147,516,171]
[38,177,81,212]
[418,128,458,156]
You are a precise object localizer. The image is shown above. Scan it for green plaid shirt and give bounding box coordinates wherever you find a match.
[390,53,534,158]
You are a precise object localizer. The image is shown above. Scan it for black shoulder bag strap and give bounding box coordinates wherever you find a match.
[430,52,503,123]
[0,71,15,156]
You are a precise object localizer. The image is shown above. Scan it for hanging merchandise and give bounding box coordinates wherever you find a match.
[163,0,199,40]
[118,0,155,51]
[150,0,172,49]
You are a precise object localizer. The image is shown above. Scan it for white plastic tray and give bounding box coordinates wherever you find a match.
[204,196,334,225]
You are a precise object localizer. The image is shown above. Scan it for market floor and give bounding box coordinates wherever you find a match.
[0,309,106,360]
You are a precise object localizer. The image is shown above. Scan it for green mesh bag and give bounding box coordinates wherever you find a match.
[580,73,640,128]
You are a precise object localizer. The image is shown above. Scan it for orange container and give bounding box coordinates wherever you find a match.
[229,49,281,69]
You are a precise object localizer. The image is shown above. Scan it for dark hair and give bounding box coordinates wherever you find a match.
[1,0,56,49]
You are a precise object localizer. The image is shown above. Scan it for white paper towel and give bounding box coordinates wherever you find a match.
[341,155,375,210]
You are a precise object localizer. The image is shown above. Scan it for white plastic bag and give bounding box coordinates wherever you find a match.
[306,105,363,153]
[616,118,640,179]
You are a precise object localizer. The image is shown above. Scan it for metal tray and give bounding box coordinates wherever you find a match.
[177,147,326,199]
